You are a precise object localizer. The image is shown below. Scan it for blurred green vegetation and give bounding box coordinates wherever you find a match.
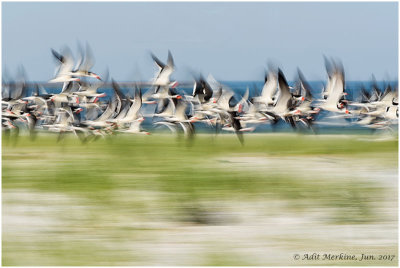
[2,133,398,265]
[3,133,397,201]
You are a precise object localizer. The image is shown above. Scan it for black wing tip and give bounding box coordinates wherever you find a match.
[51,49,63,62]
[278,68,285,78]
[167,50,174,67]
[297,67,304,76]
[111,79,120,90]
[151,52,165,68]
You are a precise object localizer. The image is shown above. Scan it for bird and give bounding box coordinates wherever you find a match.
[319,59,349,115]
[252,68,278,108]
[150,50,178,91]
[69,42,102,80]
[3,47,398,143]
[49,48,81,83]
[49,45,101,83]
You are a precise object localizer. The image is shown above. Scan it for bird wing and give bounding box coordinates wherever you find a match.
[151,53,166,69]
[125,86,142,120]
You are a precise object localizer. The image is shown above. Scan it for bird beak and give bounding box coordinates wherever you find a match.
[171,81,179,88]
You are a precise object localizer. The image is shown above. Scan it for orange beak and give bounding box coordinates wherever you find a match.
[171,81,179,88]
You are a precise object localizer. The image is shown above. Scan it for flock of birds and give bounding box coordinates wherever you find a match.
[2,45,398,144]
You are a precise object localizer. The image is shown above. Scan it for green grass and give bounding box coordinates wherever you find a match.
[2,133,398,265]
[3,133,396,204]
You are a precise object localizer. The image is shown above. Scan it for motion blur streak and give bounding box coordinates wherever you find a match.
[2,44,398,266]
[2,134,397,265]
[2,48,398,146]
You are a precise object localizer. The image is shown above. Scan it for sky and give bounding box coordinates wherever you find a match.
[2,2,398,82]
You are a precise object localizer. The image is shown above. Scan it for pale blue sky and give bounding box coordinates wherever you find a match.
[2,2,398,82]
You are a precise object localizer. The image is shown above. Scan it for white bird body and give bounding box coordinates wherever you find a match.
[116,120,149,135]
[252,71,278,106]
[151,51,176,87]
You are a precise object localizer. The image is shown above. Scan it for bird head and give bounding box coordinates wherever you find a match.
[89,72,101,80]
